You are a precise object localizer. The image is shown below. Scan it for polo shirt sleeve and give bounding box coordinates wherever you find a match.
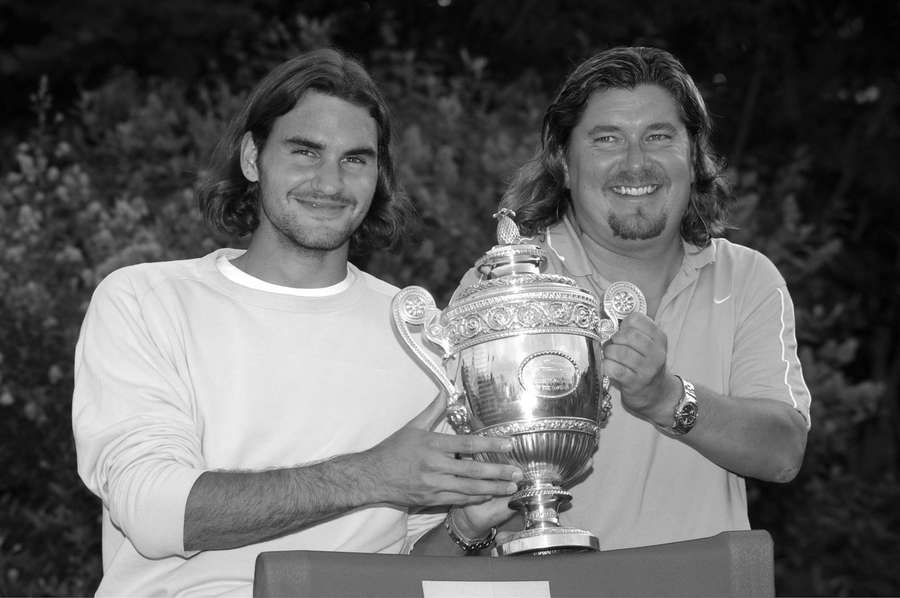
[403,510,448,553]
[730,256,812,427]
[73,269,205,559]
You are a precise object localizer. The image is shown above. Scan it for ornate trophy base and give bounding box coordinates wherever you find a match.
[496,527,600,556]
[495,484,600,556]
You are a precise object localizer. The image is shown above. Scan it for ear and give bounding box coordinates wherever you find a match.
[240,132,260,183]
[561,156,571,189]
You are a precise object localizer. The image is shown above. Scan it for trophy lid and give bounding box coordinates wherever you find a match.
[474,209,546,279]
[455,209,579,304]
[391,209,645,359]
[438,210,605,352]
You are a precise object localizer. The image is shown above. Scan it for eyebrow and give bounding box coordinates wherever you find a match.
[585,122,681,137]
[283,136,377,157]
[646,122,679,134]
[585,125,620,137]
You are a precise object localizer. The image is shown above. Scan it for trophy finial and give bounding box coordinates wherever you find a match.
[494,208,521,245]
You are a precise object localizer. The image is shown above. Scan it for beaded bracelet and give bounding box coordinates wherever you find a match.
[444,509,497,553]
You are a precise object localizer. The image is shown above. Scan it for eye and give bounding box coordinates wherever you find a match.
[592,135,618,144]
[290,147,319,162]
[342,154,376,169]
[646,133,673,143]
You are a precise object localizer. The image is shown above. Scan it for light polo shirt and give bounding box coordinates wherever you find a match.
[510,215,810,549]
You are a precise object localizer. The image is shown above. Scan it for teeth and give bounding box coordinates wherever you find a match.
[613,185,656,196]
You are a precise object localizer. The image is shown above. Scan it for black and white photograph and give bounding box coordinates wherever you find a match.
[0,1,897,596]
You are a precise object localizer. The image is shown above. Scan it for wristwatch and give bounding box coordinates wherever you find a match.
[445,508,497,553]
[669,375,699,435]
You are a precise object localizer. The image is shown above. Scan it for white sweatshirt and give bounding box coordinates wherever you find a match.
[73,248,441,596]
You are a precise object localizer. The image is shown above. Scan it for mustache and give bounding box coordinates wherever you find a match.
[607,167,668,187]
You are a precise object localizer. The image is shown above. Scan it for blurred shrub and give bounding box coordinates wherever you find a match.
[365,47,547,302]
[730,159,898,596]
[0,71,232,595]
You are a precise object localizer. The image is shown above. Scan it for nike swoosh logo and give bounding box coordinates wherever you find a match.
[714,295,731,304]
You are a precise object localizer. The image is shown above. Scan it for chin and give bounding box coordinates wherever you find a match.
[608,216,666,241]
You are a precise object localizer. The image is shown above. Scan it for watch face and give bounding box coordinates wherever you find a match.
[674,401,699,433]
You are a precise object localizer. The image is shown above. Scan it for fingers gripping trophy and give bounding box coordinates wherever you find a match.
[392,210,646,556]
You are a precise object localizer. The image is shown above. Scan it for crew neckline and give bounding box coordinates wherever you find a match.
[216,253,355,297]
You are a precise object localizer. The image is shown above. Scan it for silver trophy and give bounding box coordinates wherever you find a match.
[392,210,645,555]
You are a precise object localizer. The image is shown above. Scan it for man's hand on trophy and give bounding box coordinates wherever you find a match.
[602,312,682,426]
[360,395,523,507]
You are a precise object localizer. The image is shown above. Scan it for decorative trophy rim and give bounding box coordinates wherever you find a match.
[474,417,600,438]
[475,242,545,268]
[454,272,579,302]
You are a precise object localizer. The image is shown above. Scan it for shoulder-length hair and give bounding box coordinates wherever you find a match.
[197,48,411,254]
[503,46,731,247]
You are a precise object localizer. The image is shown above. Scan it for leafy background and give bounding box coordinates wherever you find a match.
[1,0,897,595]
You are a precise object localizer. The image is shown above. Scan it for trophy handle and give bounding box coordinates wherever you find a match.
[391,286,472,433]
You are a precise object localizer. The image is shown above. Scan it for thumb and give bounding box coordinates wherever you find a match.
[407,393,448,431]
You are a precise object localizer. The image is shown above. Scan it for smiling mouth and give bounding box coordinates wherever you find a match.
[611,185,661,197]
[297,197,351,210]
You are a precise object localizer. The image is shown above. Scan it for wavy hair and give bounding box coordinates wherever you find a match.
[197,48,411,254]
[502,46,731,247]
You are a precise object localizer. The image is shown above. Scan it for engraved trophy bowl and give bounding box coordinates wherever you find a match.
[392,210,645,556]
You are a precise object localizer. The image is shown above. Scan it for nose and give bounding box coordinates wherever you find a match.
[312,160,342,194]
[625,139,647,170]
[624,139,647,171]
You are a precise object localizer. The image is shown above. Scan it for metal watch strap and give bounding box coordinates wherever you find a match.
[445,509,497,553]
[670,375,699,435]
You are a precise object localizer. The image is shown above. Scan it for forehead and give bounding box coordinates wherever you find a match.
[574,84,685,131]
[268,90,378,148]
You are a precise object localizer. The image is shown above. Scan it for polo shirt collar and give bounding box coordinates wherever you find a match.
[543,213,717,280]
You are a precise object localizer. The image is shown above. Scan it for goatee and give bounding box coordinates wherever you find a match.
[608,207,666,240]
